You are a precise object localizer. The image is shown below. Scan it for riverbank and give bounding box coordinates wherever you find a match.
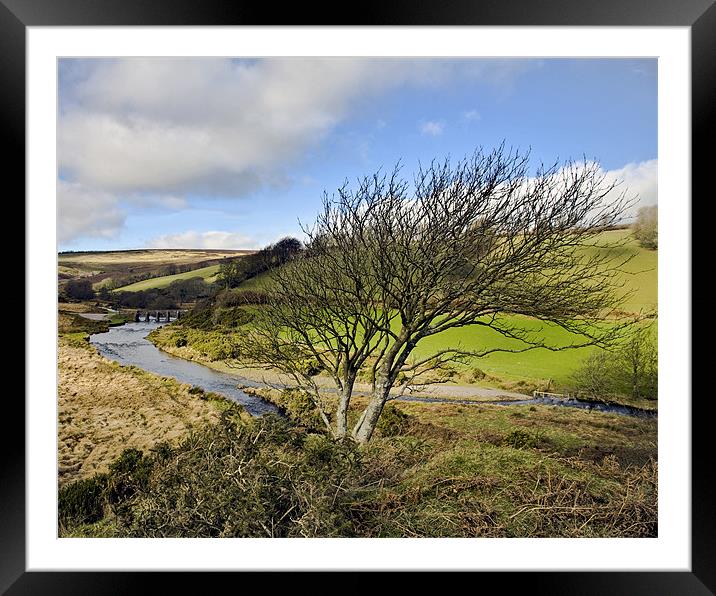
[147,324,657,411]
[57,333,241,487]
[146,325,551,402]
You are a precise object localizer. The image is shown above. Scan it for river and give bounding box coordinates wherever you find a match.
[89,322,656,419]
[89,321,279,416]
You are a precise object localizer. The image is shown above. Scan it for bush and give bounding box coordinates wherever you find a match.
[376,403,411,437]
[470,367,487,381]
[64,279,96,300]
[120,413,359,537]
[502,428,538,449]
[216,307,253,328]
[280,389,325,430]
[105,448,154,522]
[58,474,109,528]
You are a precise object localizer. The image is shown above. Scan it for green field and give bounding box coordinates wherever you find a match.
[113,264,222,292]
[412,317,603,385]
[410,230,656,385]
[581,229,657,314]
[113,262,274,293]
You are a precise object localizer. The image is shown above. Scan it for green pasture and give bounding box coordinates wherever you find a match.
[234,270,273,291]
[112,264,221,292]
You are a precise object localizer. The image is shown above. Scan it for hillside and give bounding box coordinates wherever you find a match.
[112,264,222,292]
[58,249,253,289]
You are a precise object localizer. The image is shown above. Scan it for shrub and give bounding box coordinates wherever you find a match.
[376,403,411,437]
[106,448,154,522]
[64,279,95,300]
[122,413,358,537]
[58,474,109,528]
[502,428,538,449]
[470,367,487,381]
[216,307,253,328]
[280,389,325,430]
[572,325,658,401]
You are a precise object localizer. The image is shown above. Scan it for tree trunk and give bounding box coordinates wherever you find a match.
[352,385,389,444]
[335,375,356,440]
[352,339,413,444]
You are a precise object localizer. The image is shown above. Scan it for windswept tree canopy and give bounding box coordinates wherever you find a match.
[235,145,638,443]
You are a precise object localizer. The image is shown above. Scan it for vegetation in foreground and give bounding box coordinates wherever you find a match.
[59,400,657,538]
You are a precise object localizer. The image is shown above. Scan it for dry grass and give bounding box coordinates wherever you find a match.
[58,303,106,314]
[57,338,226,486]
[59,249,250,267]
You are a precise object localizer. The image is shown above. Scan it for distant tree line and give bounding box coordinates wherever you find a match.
[111,277,214,310]
[217,237,303,289]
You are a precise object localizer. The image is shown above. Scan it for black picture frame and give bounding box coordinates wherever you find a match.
[8,0,710,591]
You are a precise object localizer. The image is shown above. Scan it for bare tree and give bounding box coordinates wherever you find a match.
[632,205,658,249]
[572,324,657,401]
[234,145,638,443]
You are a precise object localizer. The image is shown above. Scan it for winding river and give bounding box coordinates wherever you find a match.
[89,322,656,419]
[90,321,279,416]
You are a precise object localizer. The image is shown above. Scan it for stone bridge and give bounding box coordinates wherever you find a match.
[134,310,185,322]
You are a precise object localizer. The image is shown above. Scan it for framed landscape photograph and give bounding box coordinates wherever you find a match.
[11,0,710,592]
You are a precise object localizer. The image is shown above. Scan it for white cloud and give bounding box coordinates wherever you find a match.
[462,109,481,122]
[419,120,444,136]
[602,159,658,214]
[148,230,255,249]
[54,58,541,243]
[57,180,125,244]
[495,158,657,225]
[59,58,472,197]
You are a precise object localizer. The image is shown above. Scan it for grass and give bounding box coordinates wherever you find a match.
[411,316,600,386]
[407,229,657,386]
[59,249,248,268]
[57,334,242,487]
[112,264,222,292]
[580,229,657,315]
[234,269,273,291]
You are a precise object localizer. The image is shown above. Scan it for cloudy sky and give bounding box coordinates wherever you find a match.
[58,57,657,251]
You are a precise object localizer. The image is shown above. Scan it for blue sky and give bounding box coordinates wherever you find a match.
[57,58,657,251]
